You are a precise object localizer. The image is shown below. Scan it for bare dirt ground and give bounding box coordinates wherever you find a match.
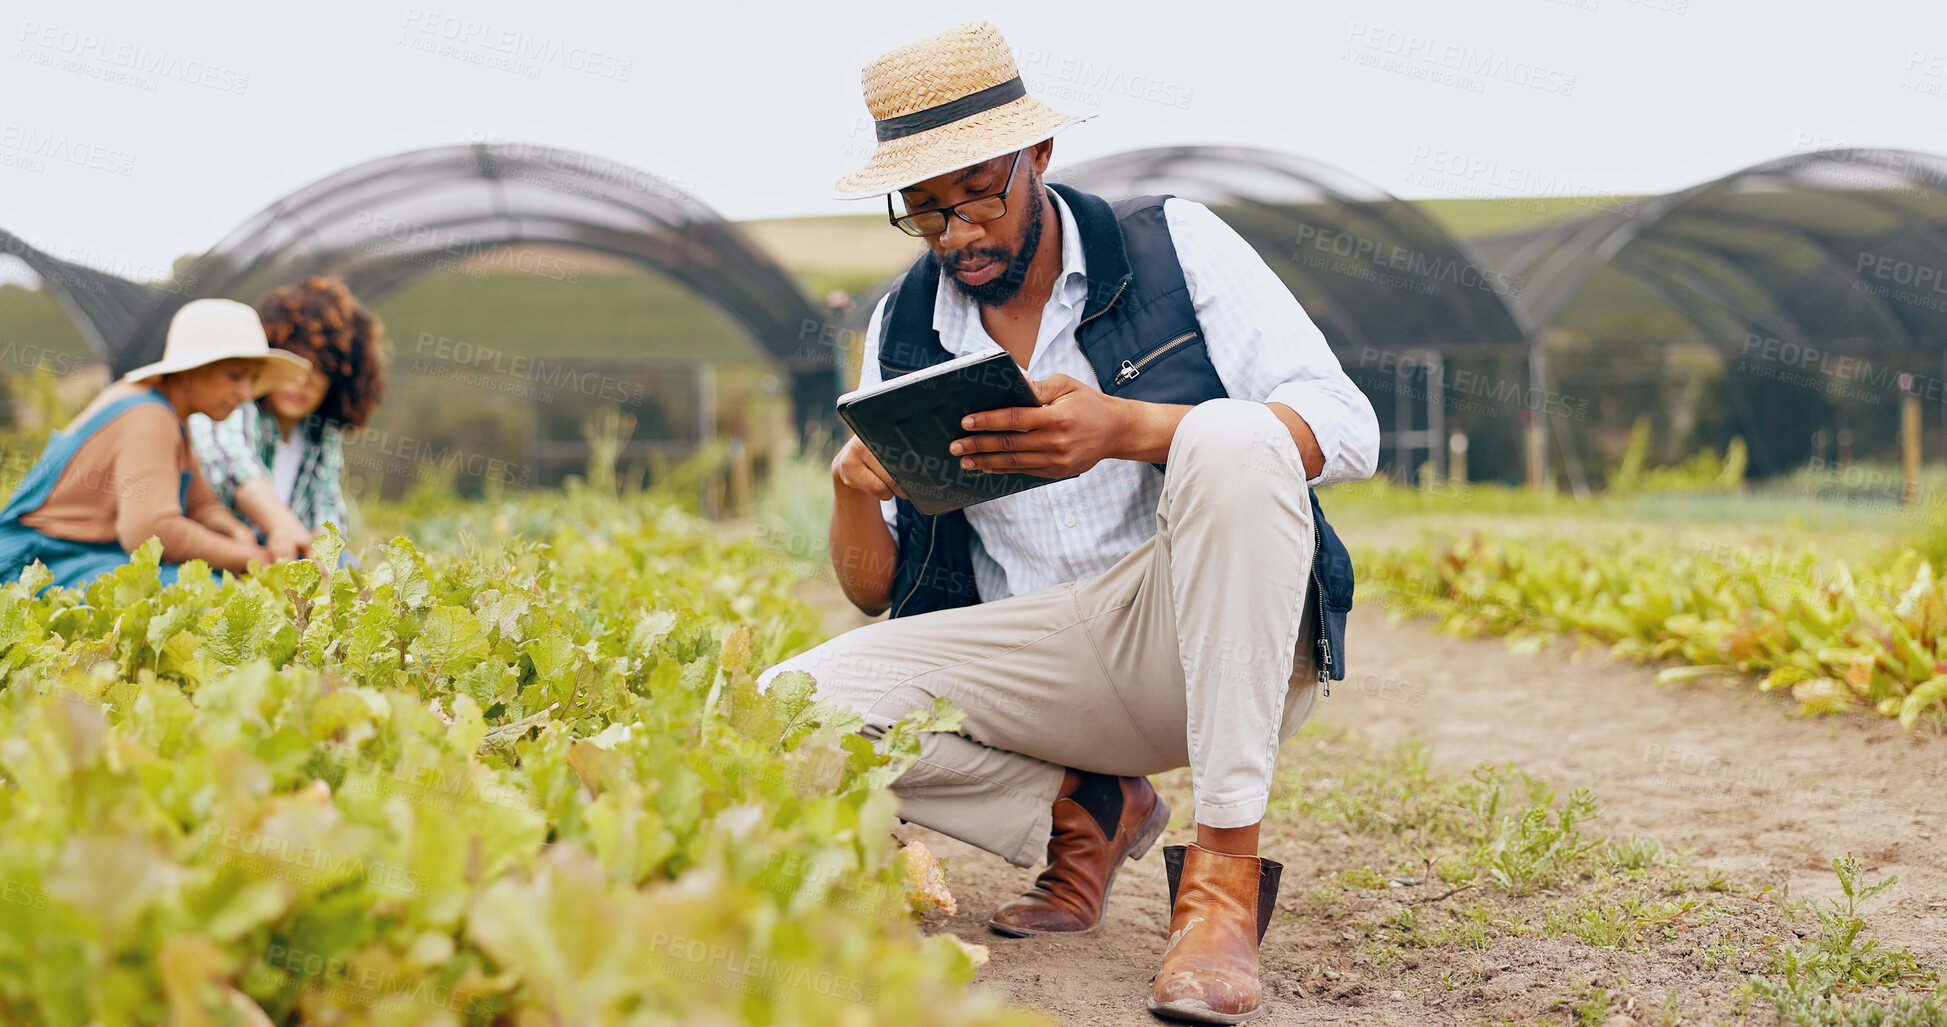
[1314,606,1947,970]
[803,586,1947,1025]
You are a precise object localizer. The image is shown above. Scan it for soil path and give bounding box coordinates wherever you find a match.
[801,586,1947,1025]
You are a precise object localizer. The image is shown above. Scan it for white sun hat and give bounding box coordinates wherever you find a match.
[120,298,312,397]
[833,21,1093,200]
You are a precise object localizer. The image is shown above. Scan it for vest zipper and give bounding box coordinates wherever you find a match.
[893,515,942,619]
[1312,517,1331,692]
[1078,279,1127,331]
[1113,331,1200,386]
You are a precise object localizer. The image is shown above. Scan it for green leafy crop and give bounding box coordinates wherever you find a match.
[0,497,1041,1026]
[1361,531,1947,725]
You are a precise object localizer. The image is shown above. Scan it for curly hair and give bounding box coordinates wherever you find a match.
[253,276,387,440]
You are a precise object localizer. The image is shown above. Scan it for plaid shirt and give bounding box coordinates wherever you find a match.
[861,191,1380,602]
[188,402,349,536]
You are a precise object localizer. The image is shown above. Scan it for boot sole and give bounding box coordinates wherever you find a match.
[1146,996,1263,1024]
[987,794,1172,937]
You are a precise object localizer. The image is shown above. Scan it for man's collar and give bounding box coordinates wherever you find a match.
[1052,186,1087,297]
[932,185,1088,333]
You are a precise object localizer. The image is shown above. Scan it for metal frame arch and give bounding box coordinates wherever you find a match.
[0,228,170,362]
[1489,149,1947,338]
[113,142,840,422]
[1050,144,1536,349]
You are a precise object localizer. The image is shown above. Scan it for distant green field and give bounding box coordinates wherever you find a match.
[374,265,772,365]
[0,284,95,366]
[1410,195,1642,238]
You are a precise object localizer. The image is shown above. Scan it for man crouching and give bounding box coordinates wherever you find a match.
[761,21,1379,1024]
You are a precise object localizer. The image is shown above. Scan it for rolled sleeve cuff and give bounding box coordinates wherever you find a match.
[1266,381,1373,487]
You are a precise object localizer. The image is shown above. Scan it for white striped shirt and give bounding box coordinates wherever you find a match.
[857,189,1379,602]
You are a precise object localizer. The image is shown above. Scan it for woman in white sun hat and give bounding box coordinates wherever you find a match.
[0,298,312,591]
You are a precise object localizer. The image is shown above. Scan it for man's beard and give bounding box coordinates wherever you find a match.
[932,178,1045,308]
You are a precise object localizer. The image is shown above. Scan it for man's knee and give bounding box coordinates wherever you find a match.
[754,655,800,693]
[1169,399,1309,491]
[755,632,914,726]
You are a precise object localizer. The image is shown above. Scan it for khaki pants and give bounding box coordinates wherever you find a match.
[761,400,1321,868]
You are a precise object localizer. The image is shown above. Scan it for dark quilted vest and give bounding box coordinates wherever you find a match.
[874,183,1353,683]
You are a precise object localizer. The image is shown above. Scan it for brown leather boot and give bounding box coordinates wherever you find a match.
[987,770,1170,936]
[1147,843,1283,1024]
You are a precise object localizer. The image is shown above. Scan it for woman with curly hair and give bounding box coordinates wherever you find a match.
[189,277,387,560]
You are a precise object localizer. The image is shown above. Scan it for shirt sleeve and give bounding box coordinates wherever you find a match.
[106,408,262,573]
[188,406,271,506]
[311,429,348,534]
[1163,197,1380,487]
[855,294,900,535]
[183,460,251,537]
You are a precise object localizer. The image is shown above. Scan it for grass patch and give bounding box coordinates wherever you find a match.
[1268,726,1941,1026]
[1274,726,1604,895]
[1747,855,1943,1026]
[1606,835,1663,872]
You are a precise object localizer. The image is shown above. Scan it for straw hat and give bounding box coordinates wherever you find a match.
[121,298,312,397]
[834,21,1093,200]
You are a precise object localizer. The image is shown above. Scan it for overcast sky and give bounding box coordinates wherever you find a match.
[3,0,1943,280]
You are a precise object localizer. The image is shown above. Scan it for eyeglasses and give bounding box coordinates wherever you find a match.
[887,149,1025,238]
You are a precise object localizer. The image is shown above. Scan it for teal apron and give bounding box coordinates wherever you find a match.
[0,389,187,591]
